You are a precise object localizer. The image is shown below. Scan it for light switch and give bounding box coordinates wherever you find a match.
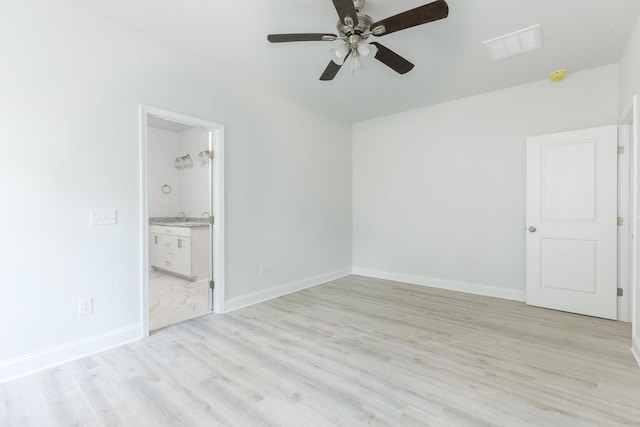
[90,209,117,225]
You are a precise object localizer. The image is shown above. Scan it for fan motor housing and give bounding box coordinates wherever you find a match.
[337,13,373,37]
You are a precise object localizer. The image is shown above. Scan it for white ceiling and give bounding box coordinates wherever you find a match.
[147,116,194,132]
[75,0,640,122]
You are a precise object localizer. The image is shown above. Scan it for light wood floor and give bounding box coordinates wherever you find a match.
[2,275,640,426]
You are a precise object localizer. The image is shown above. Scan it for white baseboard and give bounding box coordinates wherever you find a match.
[352,267,526,302]
[224,267,352,313]
[632,336,640,368]
[0,323,142,384]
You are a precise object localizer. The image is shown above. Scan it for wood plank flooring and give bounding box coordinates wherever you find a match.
[2,275,640,426]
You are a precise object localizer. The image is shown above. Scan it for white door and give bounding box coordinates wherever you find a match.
[526,125,618,319]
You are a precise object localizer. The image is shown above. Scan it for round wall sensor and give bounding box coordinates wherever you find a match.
[550,69,568,82]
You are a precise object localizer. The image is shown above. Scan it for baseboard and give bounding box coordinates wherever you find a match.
[352,267,526,302]
[224,267,353,313]
[0,323,142,384]
[632,336,640,367]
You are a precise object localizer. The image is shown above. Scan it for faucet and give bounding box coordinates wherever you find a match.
[178,212,186,220]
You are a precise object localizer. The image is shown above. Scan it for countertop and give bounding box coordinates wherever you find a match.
[149,217,209,228]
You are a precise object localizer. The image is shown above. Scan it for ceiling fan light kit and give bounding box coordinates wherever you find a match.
[267,0,449,80]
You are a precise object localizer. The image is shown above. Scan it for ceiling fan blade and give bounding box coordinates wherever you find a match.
[320,52,351,81]
[267,33,337,43]
[370,42,415,74]
[320,62,342,81]
[370,0,449,36]
[332,0,358,27]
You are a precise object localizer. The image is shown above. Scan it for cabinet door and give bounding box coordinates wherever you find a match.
[150,233,162,267]
[171,236,192,276]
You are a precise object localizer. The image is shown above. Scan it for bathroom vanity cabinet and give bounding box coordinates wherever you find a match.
[149,225,209,281]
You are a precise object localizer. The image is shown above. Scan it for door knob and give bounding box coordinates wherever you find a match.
[528,226,537,233]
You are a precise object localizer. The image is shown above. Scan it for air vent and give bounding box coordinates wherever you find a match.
[483,25,543,61]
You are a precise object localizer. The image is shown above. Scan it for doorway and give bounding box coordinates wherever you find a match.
[140,105,225,336]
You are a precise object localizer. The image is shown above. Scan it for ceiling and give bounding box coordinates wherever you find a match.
[147,116,194,132]
[75,0,640,122]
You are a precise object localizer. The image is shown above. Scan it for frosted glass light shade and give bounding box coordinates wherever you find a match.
[358,41,378,57]
[369,43,378,57]
[330,44,350,65]
[357,43,370,57]
[357,42,378,58]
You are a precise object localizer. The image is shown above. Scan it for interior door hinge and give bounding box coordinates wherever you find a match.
[618,288,623,297]
[618,146,625,155]
[210,280,215,290]
[210,150,215,160]
[618,217,624,226]
[209,216,215,225]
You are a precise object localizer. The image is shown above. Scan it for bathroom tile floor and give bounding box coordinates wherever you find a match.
[148,269,211,331]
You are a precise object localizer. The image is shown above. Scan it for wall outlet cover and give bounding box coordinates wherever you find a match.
[79,298,93,316]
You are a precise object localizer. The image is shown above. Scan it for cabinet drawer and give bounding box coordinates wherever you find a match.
[149,225,191,238]
[159,253,173,270]
[151,234,176,251]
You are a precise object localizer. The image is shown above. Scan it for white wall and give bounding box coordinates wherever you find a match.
[0,0,352,380]
[619,12,640,362]
[180,128,210,219]
[353,65,619,300]
[147,127,210,219]
[620,14,640,117]
[147,127,183,217]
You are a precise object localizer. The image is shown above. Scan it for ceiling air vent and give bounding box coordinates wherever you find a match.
[483,24,543,61]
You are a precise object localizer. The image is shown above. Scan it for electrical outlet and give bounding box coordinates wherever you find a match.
[259,265,268,276]
[90,209,117,225]
[79,298,93,316]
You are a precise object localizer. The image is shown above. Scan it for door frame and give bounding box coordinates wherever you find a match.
[618,123,632,322]
[621,99,637,327]
[634,94,640,365]
[622,95,640,364]
[139,105,225,337]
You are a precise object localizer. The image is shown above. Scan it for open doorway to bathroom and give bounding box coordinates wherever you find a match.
[140,106,225,335]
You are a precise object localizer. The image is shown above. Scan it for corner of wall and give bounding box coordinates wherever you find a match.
[619,11,640,116]
[224,268,353,313]
[352,268,526,302]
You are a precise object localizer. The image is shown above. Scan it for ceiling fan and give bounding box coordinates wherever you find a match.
[267,0,449,81]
